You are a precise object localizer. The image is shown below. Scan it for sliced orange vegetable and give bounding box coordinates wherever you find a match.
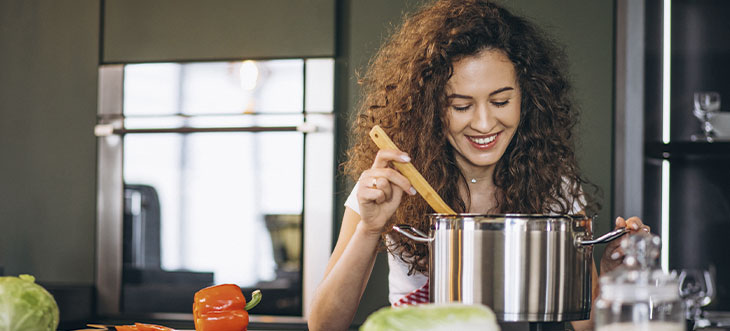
[134,322,175,331]
[102,322,175,331]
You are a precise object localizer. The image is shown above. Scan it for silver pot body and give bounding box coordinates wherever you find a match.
[431,214,593,322]
[394,214,628,322]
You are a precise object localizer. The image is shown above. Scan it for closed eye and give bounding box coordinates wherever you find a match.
[451,104,471,111]
[492,100,509,107]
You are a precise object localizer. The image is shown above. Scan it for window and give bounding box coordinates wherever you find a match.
[96,59,334,318]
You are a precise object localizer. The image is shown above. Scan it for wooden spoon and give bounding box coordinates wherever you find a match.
[369,125,456,214]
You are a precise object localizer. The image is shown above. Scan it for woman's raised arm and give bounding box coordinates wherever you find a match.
[307,208,381,331]
[308,149,415,331]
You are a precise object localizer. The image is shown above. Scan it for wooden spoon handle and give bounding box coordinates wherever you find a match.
[369,125,456,214]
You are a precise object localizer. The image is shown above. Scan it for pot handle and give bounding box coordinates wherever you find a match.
[392,224,433,243]
[579,227,629,246]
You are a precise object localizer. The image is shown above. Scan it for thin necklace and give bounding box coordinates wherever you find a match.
[468,175,490,184]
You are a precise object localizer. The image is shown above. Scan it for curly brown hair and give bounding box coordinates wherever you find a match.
[343,0,599,274]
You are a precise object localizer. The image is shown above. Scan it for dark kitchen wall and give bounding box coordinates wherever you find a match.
[102,0,335,62]
[0,0,99,284]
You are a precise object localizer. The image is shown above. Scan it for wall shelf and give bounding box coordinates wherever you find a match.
[645,141,730,160]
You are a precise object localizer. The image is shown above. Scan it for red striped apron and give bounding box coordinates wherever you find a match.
[392,282,429,307]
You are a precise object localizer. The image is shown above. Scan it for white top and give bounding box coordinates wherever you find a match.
[343,179,585,305]
[345,182,428,305]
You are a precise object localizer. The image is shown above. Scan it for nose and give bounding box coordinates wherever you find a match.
[470,103,493,133]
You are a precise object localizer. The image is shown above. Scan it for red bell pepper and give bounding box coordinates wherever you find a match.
[193,284,261,331]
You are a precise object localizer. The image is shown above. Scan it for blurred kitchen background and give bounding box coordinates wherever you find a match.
[0,0,728,329]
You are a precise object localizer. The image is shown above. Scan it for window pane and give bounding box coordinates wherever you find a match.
[123,63,181,116]
[123,116,186,130]
[123,132,303,286]
[305,59,334,112]
[123,60,304,116]
[245,60,304,113]
[115,58,323,316]
[122,134,182,269]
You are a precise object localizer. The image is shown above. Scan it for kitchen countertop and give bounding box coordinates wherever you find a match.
[67,319,311,331]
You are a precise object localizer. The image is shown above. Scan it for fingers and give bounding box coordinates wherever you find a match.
[371,149,411,170]
[615,216,650,233]
[359,181,397,204]
[364,155,416,196]
[603,216,652,273]
[625,216,650,233]
[358,168,416,205]
[614,216,625,229]
[365,168,416,195]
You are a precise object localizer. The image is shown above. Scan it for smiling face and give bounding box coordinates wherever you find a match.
[445,49,521,176]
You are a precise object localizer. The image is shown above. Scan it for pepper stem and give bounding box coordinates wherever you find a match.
[245,289,262,311]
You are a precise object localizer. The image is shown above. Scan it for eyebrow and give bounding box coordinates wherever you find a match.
[447,86,515,99]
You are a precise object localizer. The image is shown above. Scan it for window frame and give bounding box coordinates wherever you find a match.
[95,62,334,321]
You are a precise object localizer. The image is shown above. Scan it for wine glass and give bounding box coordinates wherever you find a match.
[691,92,721,142]
[678,268,716,322]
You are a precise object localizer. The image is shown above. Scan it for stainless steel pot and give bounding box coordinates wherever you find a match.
[393,214,627,322]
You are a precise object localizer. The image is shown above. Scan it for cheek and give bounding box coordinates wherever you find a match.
[445,110,454,133]
[505,104,521,127]
[446,110,466,133]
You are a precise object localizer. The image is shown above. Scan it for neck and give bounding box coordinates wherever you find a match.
[452,152,500,213]
[454,157,496,186]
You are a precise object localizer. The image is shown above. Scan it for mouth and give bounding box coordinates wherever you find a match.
[466,132,499,149]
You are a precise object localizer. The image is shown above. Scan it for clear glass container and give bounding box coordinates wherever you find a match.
[594,233,685,331]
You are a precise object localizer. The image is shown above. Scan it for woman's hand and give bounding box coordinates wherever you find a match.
[357,150,417,235]
[600,216,651,274]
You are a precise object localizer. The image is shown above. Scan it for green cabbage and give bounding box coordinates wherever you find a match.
[360,303,500,331]
[0,274,59,331]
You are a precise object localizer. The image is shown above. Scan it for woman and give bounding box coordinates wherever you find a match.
[308,1,649,330]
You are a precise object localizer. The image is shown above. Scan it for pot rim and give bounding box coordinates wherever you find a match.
[427,213,589,220]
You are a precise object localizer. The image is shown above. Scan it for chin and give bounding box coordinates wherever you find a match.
[465,155,501,167]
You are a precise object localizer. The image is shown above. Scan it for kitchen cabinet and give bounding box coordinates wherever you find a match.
[643,0,730,311]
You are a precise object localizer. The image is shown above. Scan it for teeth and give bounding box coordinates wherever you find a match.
[469,135,496,145]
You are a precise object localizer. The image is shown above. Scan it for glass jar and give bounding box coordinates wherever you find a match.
[594,232,685,331]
